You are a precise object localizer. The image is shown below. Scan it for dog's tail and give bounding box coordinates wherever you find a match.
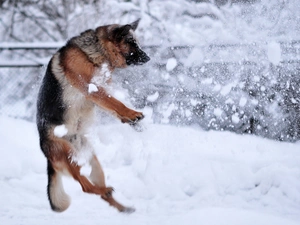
[47,160,71,212]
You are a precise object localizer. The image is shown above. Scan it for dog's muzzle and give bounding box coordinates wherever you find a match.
[126,50,150,66]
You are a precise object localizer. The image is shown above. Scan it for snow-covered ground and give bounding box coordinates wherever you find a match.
[1,114,300,225]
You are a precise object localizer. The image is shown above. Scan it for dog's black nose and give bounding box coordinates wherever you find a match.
[141,53,150,63]
[126,50,151,65]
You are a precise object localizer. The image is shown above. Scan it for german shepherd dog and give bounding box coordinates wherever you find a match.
[36,19,150,213]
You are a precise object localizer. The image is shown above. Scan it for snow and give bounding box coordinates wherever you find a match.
[146,91,159,102]
[213,108,223,117]
[267,41,281,65]
[53,124,68,138]
[101,63,111,78]
[232,113,240,124]
[1,0,300,223]
[220,82,235,96]
[91,63,111,86]
[201,77,213,85]
[184,47,204,67]
[166,58,178,72]
[161,103,176,123]
[88,83,98,93]
[1,115,300,225]
[239,97,247,107]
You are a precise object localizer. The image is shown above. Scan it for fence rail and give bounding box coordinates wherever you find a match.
[0,42,64,50]
[0,41,299,67]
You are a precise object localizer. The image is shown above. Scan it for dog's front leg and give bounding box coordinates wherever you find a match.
[62,48,144,124]
[86,86,144,124]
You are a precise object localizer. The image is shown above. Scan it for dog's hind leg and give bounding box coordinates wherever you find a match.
[63,156,114,197]
[47,159,71,212]
[48,138,114,198]
[89,155,106,187]
[89,155,135,213]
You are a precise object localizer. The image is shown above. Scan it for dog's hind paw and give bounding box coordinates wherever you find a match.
[121,207,136,214]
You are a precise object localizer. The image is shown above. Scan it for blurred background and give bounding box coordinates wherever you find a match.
[0,0,299,141]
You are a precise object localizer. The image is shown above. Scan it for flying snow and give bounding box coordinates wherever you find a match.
[147,91,159,102]
[53,124,68,137]
[161,103,175,123]
[201,77,213,85]
[91,63,111,86]
[220,83,234,96]
[214,108,223,117]
[267,41,281,65]
[166,58,178,71]
[184,47,204,67]
[239,97,248,107]
[88,83,98,93]
[232,113,240,124]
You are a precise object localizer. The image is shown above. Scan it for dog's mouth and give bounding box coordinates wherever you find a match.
[126,51,150,66]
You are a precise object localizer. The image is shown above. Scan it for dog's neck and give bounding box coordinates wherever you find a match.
[69,29,106,67]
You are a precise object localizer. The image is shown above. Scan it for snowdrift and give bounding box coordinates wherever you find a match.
[0,116,299,224]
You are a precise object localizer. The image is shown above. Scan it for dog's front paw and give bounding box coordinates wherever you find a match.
[128,113,144,125]
[120,110,144,124]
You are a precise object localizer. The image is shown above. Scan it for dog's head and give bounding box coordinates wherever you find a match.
[97,19,150,68]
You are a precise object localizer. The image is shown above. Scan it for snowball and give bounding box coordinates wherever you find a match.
[267,41,281,65]
[201,78,213,85]
[239,97,247,107]
[251,99,259,105]
[291,98,297,104]
[88,83,98,93]
[200,66,205,73]
[54,125,68,137]
[220,83,233,96]
[80,164,92,177]
[147,92,159,102]
[225,98,234,104]
[214,108,223,117]
[185,109,192,117]
[166,58,177,71]
[232,114,240,124]
[213,84,222,92]
[253,76,260,82]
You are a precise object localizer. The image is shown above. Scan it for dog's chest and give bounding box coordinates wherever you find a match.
[62,84,95,133]
[91,63,111,86]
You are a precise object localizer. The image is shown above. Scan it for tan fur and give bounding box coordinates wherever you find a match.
[48,172,71,212]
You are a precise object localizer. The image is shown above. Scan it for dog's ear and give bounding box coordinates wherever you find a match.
[112,25,131,42]
[129,19,140,31]
[110,19,140,42]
